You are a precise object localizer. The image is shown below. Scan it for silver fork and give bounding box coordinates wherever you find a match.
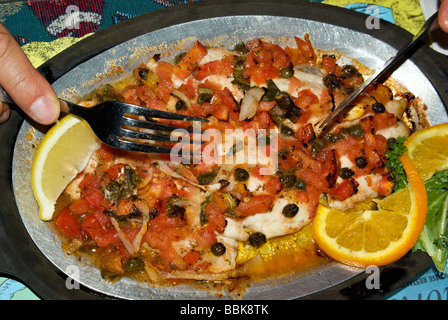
[1,86,207,154]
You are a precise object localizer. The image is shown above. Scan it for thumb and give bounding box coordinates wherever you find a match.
[0,23,59,125]
[439,0,448,33]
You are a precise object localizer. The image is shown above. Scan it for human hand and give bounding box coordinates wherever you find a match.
[0,23,59,125]
[439,0,448,33]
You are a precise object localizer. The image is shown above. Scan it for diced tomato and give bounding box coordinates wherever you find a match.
[68,198,89,215]
[177,83,196,100]
[55,208,86,240]
[81,214,118,247]
[148,211,186,230]
[288,76,304,92]
[331,178,359,201]
[368,83,393,105]
[173,41,208,80]
[105,163,124,180]
[305,186,322,218]
[258,101,276,112]
[294,89,319,109]
[315,148,339,188]
[198,87,237,121]
[204,201,226,233]
[155,61,174,103]
[155,61,173,81]
[295,123,316,143]
[183,250,200,266]
[321,55,337,74]
[136,84,154,104]
[196,55,234,81]
[372,112,397,132]
[85,188,104,209]
[294,34,316,65]
[284,34,316,66]
[96,144,117,163]
[194,225,217,248]
[362,132,386,172]
[235,195,275,218]
[143,213,187,263]
[243,39,291,84]
[265,177,283,195]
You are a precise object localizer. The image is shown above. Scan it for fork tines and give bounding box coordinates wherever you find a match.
[122,117,201,134]
[122,103,207,123]
[120,128,203,144]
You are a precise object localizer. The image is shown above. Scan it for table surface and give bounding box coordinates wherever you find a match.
[1,0,448,301]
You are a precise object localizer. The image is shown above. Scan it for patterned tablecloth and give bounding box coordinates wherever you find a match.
[1,0,448,300]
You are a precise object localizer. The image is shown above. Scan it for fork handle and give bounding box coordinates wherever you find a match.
[0,86,15,105]
[0,84,88,119]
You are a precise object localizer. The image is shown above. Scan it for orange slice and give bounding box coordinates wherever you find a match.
[405,123,448,181]
[311,153,427,268]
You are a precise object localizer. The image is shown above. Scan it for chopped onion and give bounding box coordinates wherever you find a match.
[110,213,149,256]
[171,88,192,111]
[239,87,265,121]
[110,217,136,255]
[157,160,206,190]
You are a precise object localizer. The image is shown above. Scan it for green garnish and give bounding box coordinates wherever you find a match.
[385,136,408,191]
[413,169,448,272]
[104,165,141,203]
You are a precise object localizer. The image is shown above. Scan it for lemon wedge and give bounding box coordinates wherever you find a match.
[31,114,101,221]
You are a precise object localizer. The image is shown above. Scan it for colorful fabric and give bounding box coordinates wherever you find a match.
[1,0,447,301]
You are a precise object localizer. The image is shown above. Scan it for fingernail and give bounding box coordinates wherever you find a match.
[29,96,59,124]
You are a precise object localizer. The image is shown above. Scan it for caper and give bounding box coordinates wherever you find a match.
[234,168,250,182]
[323,74,342,89]
[281,173,297,188]
[197,93,213,105]
[167,205,186,218]
[348,124,364,137]
[138,67,149,80]
[294,178,307,190]
[278,148,290,160]
[175,99,187,111]
[249,232,267,248]
[280,67,294,79]
[339,167,355,179]
[311,138,328,154]
[282,203,299,218]
[341,65,360,78]
[387,137,397,149]
[372,102,386,113]
[280,125,294,137]
[198,171,218,185]
[124,257,145,272]
[355,156,368,168]
[210,242,226,256]
[325,133,340,144]
[233,42,250,54]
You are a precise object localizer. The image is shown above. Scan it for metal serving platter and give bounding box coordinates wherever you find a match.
[2,0,447,300]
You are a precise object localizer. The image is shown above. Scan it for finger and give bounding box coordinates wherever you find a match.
[0,101,10,124]
[439,0,448,33]
[0,23,59,125]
